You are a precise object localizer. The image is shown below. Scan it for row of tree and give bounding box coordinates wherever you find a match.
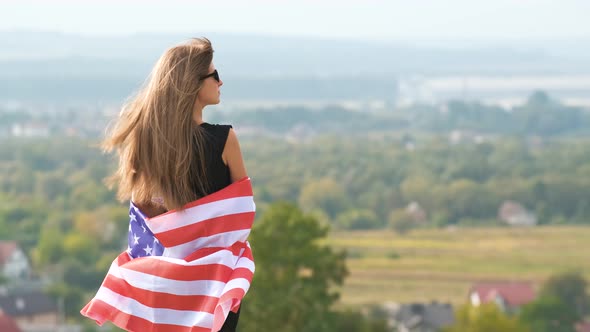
[244,135,590,231]
[2,133,590,244]
[207,91,590,137]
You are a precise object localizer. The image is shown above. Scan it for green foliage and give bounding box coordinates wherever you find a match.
[46,282,87,318]
[63,232,100,263]
[517,271,589,332]
[299,178,349,220]
[327,309,389,332]
[388,209,414,234]
[3,97,590,330]
[444,304,531,332]
[539,271,590,318]
[32,225,64,267]
[4,123,590,232]
[240,202,348,332]
[61,258,105,291]
[336,209,381,230]
[519,296,578,332]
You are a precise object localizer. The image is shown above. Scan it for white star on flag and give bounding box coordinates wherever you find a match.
[129,213,137,222]
[133,233,140,245]
[143,244,153,256]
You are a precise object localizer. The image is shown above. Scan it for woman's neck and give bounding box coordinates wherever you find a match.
[193,103,204,124]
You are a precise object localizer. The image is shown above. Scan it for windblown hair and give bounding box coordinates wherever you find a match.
[103,38,214,211]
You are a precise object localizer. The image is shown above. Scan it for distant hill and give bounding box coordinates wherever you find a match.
[0,31,589,103]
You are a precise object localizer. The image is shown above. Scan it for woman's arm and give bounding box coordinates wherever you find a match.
[222,128,248,182]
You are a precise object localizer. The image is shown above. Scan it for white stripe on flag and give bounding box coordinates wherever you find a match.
[222,278,252,294]
[147,197,255,234]
[235,257,255,272]
[110,266,227,296]
[162,229,251,258]
[95,287,214,328]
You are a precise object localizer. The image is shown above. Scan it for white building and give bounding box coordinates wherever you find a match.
[0,242,30,280]
[11,123,49,138]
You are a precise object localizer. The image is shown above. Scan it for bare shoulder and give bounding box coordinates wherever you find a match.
[226,127,240,146]
[222,128,248,182]
[221,128,238,164]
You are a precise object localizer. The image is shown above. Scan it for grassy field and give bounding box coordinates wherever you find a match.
[325,226,590,308]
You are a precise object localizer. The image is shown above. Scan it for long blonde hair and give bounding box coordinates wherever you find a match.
[103,38,213,210]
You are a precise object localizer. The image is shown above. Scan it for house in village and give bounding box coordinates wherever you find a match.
[0,241,31,280]
[384,301,454,332]
[0,291,60,332]
[0,241,81,332]
[449,129,485,145]
[0,312,22,332]
[469,281,536,314]
[406,202,427,224]
[498,201,537,227]
[576,321,590,332]
[11,123,50,138]
[285,123,316,143]
[470,281,590,331]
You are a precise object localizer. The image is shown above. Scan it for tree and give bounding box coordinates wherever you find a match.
[388,208,414,234]
[34,170,70,201]
[32,225,64,267]
[444,304,530,332]
[328,309,389,332]
[62,233,100,263]
[298,178,349,220]
[335,209,381,230]
[445,179,497,221]
[539,271,590,318]
[517,271,589,332]
[519,296,578,332]
[240,202,348,332]
[526,90,552,107]
[46,282,86,318]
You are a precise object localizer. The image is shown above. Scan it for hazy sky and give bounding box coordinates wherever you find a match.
[2,0,590,41]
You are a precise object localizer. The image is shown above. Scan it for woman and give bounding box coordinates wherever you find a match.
[81,38,255,332]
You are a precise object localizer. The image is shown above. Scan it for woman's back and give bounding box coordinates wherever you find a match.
[136,122,234,218]
[193,122,233,195]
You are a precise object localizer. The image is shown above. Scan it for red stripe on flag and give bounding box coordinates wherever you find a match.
[120,259,243,282]
[117,251,132,265]
[156,212,255,247]
[239,247,254,261]
[122,260,254,285]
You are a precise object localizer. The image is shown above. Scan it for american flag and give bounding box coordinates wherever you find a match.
[81,177,256,332]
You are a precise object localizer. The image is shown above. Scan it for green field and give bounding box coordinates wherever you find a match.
[326,226,590,308]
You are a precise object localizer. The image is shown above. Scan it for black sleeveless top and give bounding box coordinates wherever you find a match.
[192,122,233,196]
[194,123,241,331]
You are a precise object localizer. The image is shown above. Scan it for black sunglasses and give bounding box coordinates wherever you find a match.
[201,69,220,82]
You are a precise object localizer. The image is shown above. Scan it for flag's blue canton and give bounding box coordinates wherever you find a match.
[127,202,164,258]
